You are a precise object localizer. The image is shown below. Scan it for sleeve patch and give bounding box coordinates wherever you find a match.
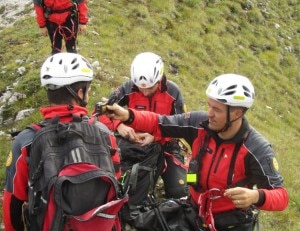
[272,157,279,171]
[6,151,13,167]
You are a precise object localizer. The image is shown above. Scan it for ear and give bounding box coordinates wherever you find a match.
[77,88,84,99]
[235,108,244,118]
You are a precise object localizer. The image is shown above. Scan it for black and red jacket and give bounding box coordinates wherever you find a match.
[99,76,186,142]
[123,109,289,213]
[2,105,120,231]
[33,0,88,27]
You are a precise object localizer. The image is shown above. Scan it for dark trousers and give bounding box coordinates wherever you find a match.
[46,14,78,54]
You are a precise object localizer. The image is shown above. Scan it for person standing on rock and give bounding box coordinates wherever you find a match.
[33,0,88,54]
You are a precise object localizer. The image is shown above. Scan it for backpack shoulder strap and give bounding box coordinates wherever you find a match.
[187,133,210,191]
[33,0,44,6]
[28,123,42,132]
[27,116,60,132]
[227,131,251,188]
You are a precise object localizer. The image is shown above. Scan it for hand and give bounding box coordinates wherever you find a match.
[117,123,138,142]
[106,103,130,121]
[101,97,108,103]
[78,24,87,33]
[224,187,259,208]
[135,133,155,146]
[40,27,48,36]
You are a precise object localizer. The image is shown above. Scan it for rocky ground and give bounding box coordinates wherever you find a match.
[0,0,33,28]
[0,1,32,228]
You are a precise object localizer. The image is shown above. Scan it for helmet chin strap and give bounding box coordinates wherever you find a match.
[65,82,90,107]
[216,106,244,133]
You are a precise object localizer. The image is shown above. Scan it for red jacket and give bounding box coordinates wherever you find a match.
[2,105,120,231]
[123,109,289,213]
[33,0,88,27]
[99,76,186,141]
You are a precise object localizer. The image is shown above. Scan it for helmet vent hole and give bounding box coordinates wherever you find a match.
[86,62,92,69]
[154,67,157,77]
[72,63,79,70]
[139,76,147,81]
[43,75,52,80]
[71,58,77,64]
[227,85,237,90]
[243,85,252,98]
[59,59,63,65]
[244,92,251,97]
[224,90,236,95]
[217,98,227,103]
[243,85,250,92]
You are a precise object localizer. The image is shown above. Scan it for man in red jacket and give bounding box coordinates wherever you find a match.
[97,52,188,222]
[33,0,88,54]
[106,74,289,231]
[2,53,121,231]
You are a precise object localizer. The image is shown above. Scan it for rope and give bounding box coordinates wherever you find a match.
[52,17,76,52]
[198,188,224,231]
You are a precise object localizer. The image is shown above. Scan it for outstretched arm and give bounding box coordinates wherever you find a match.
[106,103,130,122]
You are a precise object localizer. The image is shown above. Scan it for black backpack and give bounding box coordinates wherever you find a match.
[117,137,164,206]
[23,118,128,231]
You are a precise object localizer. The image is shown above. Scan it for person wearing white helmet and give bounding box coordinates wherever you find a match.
[40,52,94,107]
[2,53,121,231]
[205,74,255,134]
[131,51,164,90]
[105,73,288,231]
[97,51,188,223]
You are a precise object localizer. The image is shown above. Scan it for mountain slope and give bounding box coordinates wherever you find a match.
[0,0,299,229]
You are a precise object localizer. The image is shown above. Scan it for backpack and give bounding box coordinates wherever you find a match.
[117,137,164,205]
[115,137,164,227]
[23,117,128,231]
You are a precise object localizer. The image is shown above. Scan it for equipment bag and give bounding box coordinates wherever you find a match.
[214,208,260,231]
[130,197,205,231]
[117,137,164,206]
[24,119,128,231]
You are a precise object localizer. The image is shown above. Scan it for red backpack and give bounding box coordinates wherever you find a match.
[23,117,128,231]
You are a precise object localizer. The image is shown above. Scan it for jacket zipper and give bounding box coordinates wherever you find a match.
[214,148,224,173]
[205,143,219,188]
[153,100,157,112]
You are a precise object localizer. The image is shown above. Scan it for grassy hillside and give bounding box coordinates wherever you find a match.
[0,0,299,230]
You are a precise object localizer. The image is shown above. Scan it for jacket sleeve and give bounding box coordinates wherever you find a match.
[3,191,24,231]
[258,188,289,211]
[77,0,88,24]
[129,109,161,135]
[33,4,46,27]
[129,110,205,146]
[167,81,186,114]
[3,129,35,230]
[245,127,289,211]
[99,81,132,131]
[98,115,122,132]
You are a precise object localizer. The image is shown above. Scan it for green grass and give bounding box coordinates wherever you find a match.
[0,0,299,229]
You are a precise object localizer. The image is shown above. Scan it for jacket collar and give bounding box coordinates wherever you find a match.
[201,118,250,144]
[40,105,88,122]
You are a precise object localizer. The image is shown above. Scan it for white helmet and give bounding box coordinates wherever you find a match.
[131,52,164,88]
[40,52,93,90]
[206,74,255,108]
